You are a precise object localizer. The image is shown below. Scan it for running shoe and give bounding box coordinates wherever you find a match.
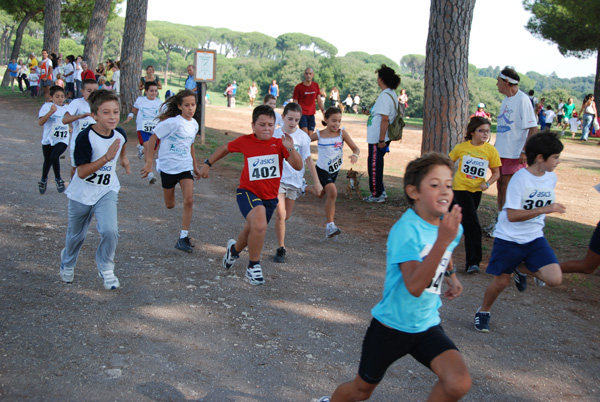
[56,178,65,193]
[175,236,193,253]
[38,179,47,194]
[59,261,74,283]
[246,264,264,285]
[533,277,546,287]
[382,190,388,199]
[273,247,286,263]
[148,172,157,185]
[98,270,120,290]
[474,311,491,332]
[466,265,481,274]
[326,224,341,238]
[137,144,144,159]
[514,269,527,292]
[363,194,386,203]
[316,398,330,402]
[222,239,239,269]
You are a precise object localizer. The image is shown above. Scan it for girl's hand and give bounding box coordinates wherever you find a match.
[349,154,358,164]
[438,204,462,247]
[105,139,120,161]
[443,276,463,300]
[282,132,294,149]
[193,165,201,180]
[479,182,489,191]
[49,104,57,114]
[199,164,210,179]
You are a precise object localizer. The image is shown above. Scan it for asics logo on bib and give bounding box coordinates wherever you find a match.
[466,159,485,167]
[98,165,113,172]
[528,190,552,198]
[253,158,275,167]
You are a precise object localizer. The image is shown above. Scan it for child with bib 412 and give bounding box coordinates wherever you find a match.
[449,116,501,274]
[309,106,360,238]
[317,152,470,402]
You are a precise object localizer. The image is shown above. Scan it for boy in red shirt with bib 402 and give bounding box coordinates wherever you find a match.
[200,105,302,285]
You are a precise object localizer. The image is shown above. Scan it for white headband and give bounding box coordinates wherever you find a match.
[498,73,519,85]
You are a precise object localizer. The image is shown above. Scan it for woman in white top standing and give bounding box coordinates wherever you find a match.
[364,64,401,203]
[579,94,597,141]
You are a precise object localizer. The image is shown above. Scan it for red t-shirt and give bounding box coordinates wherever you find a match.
[293,81,320,116]
[228,134,290,200]
[81,69,96,81]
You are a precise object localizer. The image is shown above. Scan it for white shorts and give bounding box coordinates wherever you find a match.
[278,182,302,200]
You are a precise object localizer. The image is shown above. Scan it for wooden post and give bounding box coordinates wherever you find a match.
[194,49,216,145]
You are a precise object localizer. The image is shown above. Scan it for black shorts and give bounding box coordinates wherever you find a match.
[316,166,339,188]
[160,170,193,189]
[358,318,458,384]
[299,114,316,131]
[65,82,74,93]
[590,221,600,255]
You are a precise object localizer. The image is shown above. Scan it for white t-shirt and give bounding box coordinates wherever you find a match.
[494,90,538,159]
[154,115,199,174]
[494,168,557,244]
[65,98,96,150]
[133,96,162,133]
[39,103,68,146]
[66,127,127,205]
[557,103,564,116]
[74,63,82,81]
[569,117,580,132]
[274,111,284,129]
[273,126,311,188]
[367,88,398,144]
[29,73,39,86]
[112,70,121,94]
[544,110,556,122]
[64,63,74,83]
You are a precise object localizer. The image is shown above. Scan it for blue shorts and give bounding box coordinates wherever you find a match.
[486,237,558,276]
[236,189,278,223]
[138,130,152,143]
[589,221,600,255]
[316,166,339,188]
[299,114,316,131]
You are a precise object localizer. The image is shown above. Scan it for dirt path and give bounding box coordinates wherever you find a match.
[1,98,599,401]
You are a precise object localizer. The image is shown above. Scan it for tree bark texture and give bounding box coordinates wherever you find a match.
[82,0,111,71]
[43,0,61,54]
[1,10,41,87]
[595,50,600,108]
[422,0,476,154]
[120,0,148,115]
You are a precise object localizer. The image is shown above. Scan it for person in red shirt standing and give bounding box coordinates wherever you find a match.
[293,67,325,136]
[80,61,96,81]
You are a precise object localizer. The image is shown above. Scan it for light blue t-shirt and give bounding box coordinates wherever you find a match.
[371,208,462,333]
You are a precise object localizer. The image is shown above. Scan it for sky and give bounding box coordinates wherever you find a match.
[139,0,597,79]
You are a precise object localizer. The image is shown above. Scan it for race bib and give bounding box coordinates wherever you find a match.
[521,187,554,210]
[143,120,156,133]
[248,154,280,181]
[52,125,69,138]
[328,155,342,173]
[420,244,452,295]
[461,155,488,179]
[84,164,113,186]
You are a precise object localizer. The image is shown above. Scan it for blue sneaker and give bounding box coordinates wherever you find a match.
[474,311,491,332]
[466,265,481,274]
[514,269,527,292]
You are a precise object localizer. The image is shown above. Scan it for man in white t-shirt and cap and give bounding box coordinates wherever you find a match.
[487,66,538,237]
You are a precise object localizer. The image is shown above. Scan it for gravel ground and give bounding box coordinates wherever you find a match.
[1,95,599,402]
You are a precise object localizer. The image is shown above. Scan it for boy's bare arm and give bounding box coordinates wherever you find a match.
[119,143,131,174]
[400,205,462,297]
[62,111,90,124]
[140,134,158,178]
[506,203,566,222]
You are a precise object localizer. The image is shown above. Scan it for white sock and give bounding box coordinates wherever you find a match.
[148,172,154,179]
[180,230,188,239]
[326,222,334,228]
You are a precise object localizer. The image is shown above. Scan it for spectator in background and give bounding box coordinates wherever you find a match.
[292,67,325,136]
[557,98,565,126]
[248,82,258,107]
[28,52,38,70]
[560,97,576,135]
[399,88,408,115]
[96,62,105,80]
[39,49,54,102]
[231,81,237,108]
[111,61,121,95]
[7,58,18,91]
[352,94,361,114]
[74,55,83,98]
[225,82,234,107]
[63,55,76,99]
[80,62,96,81]
[17,59,29,93]
[579,94,597,141]
[329,87,340,108]
[139,65,163,93]
[269,80,279,99]
[342,94,353,113]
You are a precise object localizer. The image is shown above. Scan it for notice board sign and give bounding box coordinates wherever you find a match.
[195,49,216,82]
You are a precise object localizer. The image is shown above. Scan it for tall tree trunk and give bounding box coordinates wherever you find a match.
[422,0,476,154]
[120,0,148,115]
[82,0,111,72]
[595,51,600,109]
[43,0,61,54]
[1,10,41,86]
[5,26,14,63]
[0,26,9,64]
[164,50,171,86]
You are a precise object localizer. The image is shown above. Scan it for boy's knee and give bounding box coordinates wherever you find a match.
[443,372,472,399]
[165,201,175,209]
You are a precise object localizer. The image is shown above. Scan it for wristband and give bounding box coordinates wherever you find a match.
[444,268,457,277]
[128,113,134,118]
[521,150,526,154]
[378,140,385,143]
[203,159,212,167]
[352,153,359,158]
[287,148,294,152]
[485,182,489,189]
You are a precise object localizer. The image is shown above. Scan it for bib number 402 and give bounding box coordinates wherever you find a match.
[251,166,277,180]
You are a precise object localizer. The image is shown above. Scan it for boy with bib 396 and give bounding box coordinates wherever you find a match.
[199,105,302,285]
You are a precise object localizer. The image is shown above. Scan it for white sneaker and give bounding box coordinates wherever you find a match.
[137,144,144,160]
[60,262,74,283]
[363,194,386,203]
[245,265,264,285]
[382,190,388,199]
[222,239,239,269]
[148,172,156,185]
[326,223,341,238]
[98,270,120,290]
